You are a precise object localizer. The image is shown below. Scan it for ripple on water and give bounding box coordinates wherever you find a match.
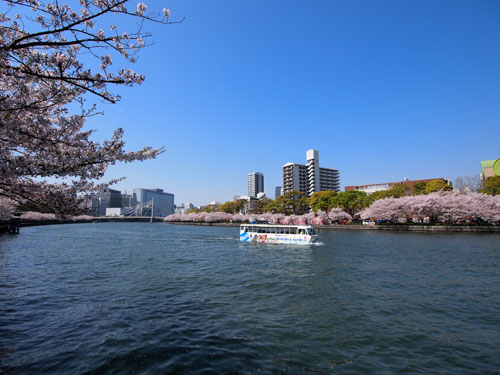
[0,223,499,374]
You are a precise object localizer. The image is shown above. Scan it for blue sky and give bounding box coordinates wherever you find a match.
[85,0,500,205]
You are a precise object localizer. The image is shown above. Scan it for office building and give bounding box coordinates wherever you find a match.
[85,188,121,216]
[282,150,340,196]
[248,172,264,197]
[90,196,107,216]
[96,188,122,208]
[133,188,174,217]
[121,193,137,208]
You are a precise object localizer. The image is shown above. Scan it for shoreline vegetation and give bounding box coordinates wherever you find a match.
[1,190,499,234]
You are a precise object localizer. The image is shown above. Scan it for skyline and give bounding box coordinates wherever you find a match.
[82,0,500,205]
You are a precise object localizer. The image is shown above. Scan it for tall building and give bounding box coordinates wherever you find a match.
[275,186,282,198]
[282,150,340,196]
[121,193,137,208]
[133,188,174,217]
[97,188,122,208]
[248,172,264,197]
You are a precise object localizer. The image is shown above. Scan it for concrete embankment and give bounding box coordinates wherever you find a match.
[317,224,500,233]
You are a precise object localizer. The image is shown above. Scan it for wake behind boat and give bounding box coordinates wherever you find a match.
[240,224,319,245]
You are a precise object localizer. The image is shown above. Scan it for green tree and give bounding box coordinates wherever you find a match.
[368,190,391,204]
[254,198,274,214]
[425,179,452,194]
[202,205,218,213]
[307,191,337,212]
[366,184,411,205]
[329,191,370,216]
[390,184,410,198]
[479,176,500,196]
[219,200,246,214]
[186,208,200,214]
[273,191,308,215]
[413,181,427,195]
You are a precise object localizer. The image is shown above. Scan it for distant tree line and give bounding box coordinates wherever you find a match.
[187,179,470,218]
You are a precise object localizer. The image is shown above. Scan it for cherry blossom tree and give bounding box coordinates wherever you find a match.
[292,215,307,225]
[20,211,57,221]
[1,0,179,214]
[360,192,500,224]
[327,208,352,224]
[163,210,357,226]
[163,196,500,226]
[311,210,329,225]
[270,213,284,224]
[0,197,16,219]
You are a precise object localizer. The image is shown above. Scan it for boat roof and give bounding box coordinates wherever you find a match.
[241,223,312,228]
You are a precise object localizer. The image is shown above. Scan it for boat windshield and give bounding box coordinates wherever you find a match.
[307,228,316,235]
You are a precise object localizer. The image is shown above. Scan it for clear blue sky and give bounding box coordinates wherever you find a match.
[85,0,500,206]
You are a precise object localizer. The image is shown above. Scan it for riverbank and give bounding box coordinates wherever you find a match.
[320,224,500,232]
[1,217,499,234]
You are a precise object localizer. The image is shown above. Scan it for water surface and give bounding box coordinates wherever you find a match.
[0,223,499,374]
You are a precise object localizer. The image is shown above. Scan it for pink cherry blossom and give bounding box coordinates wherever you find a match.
[360,192,500,223]
[0,1,182,214]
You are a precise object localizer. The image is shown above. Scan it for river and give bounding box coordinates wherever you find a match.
[0,222,498,374]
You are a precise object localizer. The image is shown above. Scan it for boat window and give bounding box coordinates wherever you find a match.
[299,229,305,235]
[307,228,316,235]
[242,227,248,232]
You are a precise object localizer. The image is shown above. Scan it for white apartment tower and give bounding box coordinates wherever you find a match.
[306,149,320,196]
[282,150,340,196]
[248,172,264,197]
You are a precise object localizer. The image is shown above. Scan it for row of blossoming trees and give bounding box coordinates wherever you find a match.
[165,208,352,225]
[360,192,500,224]
[165,192,500,225]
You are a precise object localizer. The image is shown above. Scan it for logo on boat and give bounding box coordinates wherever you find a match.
[240,232,250,242]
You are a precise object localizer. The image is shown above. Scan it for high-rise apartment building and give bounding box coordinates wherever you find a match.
[248,172,264,197]
[282,150,339,196]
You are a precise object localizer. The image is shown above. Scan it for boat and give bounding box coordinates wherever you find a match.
[239,224,319,245]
